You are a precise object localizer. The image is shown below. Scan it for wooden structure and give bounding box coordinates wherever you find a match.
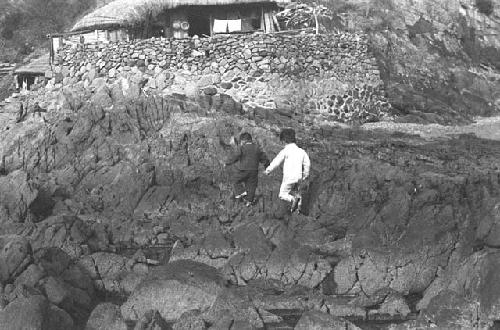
[69,0,288,41]
[14,54,51,91]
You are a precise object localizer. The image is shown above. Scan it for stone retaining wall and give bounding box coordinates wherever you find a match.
[52,32,390,122]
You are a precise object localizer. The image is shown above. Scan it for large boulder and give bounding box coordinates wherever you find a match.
[202,287,267,328]
[421,290,479,329]
[121,260,226,322]
[224,242,331,288]
[170,230,235,269]
[78,252,145,295]
[223,224,331,288]
[0,235,32,284]
[419,251,500,326]
[27,215,92,258]
[75,161,153,217]
[476,203,500,247]
[40,275,93,321]
[0,170,37,224]
[417,250,500,322]
[0,295,73,330]
[85,303,127,330]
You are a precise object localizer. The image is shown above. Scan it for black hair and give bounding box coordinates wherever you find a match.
[279,128,296,143]
[240,132,252,142]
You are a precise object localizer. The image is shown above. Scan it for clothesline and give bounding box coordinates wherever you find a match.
[213,19,242,33]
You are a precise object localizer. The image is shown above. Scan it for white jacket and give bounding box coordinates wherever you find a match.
[266,143,310,182]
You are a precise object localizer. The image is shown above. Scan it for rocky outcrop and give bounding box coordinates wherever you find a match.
[121,260,225,322]
[0,235,32,284]
[476,202,500,247]
[294,310,361,330]
[171,223,332,289]
[0,295,74,330]
[77,251,149,297]
[0,170,37,224]
[1,47,500,328]
[417,250,500,327]
[340,0,500,123]
[85,303,128,330]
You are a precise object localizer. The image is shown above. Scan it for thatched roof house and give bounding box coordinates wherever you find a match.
[71,0,289,39]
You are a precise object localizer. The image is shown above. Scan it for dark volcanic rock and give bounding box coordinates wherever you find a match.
[78,252,144,296]
[420,250,500,326]
[476,203,500,247]
[14,264,45,288]
[85,303,128,330]
[26,215,93,258]
[1,71,500,329]
[0,235,32,284]
[172,309,206,330]
[133,309,170,330]
[294,310,360,330]
[0,171,37,224]
[0,295,74,330]
[202,287,265,328]
[421,290,479,329]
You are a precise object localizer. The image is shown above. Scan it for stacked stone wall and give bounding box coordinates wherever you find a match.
[52,32,391,122]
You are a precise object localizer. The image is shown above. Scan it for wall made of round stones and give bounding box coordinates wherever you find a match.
[53,31,390,123]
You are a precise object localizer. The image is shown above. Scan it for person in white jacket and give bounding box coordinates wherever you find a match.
[264,128,310,212]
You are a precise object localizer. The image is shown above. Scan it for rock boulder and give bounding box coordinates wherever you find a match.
[121,260,225,321]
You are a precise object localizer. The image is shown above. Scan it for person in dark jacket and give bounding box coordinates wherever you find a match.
[225,132,269,206]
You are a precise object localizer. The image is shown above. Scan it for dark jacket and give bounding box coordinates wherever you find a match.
[226,142,269,171]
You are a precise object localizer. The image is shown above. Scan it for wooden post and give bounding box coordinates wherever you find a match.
[209,14,213,36]
[49,37,54,64]
[261,6,265,32]
[264,11,274,33]
[272,12,280,32]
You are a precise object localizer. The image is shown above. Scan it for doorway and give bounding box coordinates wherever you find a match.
[188,11,211,37]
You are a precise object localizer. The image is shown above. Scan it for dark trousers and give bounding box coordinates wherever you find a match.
[233,169,258,201]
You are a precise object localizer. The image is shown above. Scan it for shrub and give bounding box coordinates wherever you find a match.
[476,0,494,15]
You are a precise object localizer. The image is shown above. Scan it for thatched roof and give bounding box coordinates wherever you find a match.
[15,54,51,75]
[71,0,290,31]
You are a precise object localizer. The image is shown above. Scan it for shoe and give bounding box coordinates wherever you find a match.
[235,191,247,200]
[290,196,301,213]
[244,197,256,207]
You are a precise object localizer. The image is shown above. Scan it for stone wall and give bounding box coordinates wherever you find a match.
[52,32,390,122]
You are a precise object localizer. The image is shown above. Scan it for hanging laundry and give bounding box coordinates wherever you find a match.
[227,19,242,32]
[213,19,228,33]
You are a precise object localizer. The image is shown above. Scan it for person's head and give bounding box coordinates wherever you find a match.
[239,132,252,143]
[279,128,296,144]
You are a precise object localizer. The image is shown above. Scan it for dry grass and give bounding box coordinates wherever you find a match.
[72,0,290,31]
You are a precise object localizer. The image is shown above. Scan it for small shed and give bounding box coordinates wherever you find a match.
[70,0,289,41]
[14,54,51,91]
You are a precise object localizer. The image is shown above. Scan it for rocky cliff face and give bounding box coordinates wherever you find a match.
[0,71,500,328]
[328,0,500,123]
[0,1,499,329]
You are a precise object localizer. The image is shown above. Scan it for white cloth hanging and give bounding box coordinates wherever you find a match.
[227,19,242,32]
[213,19,228,33]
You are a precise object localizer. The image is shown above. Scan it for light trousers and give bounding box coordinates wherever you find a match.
[278,178,299,203]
